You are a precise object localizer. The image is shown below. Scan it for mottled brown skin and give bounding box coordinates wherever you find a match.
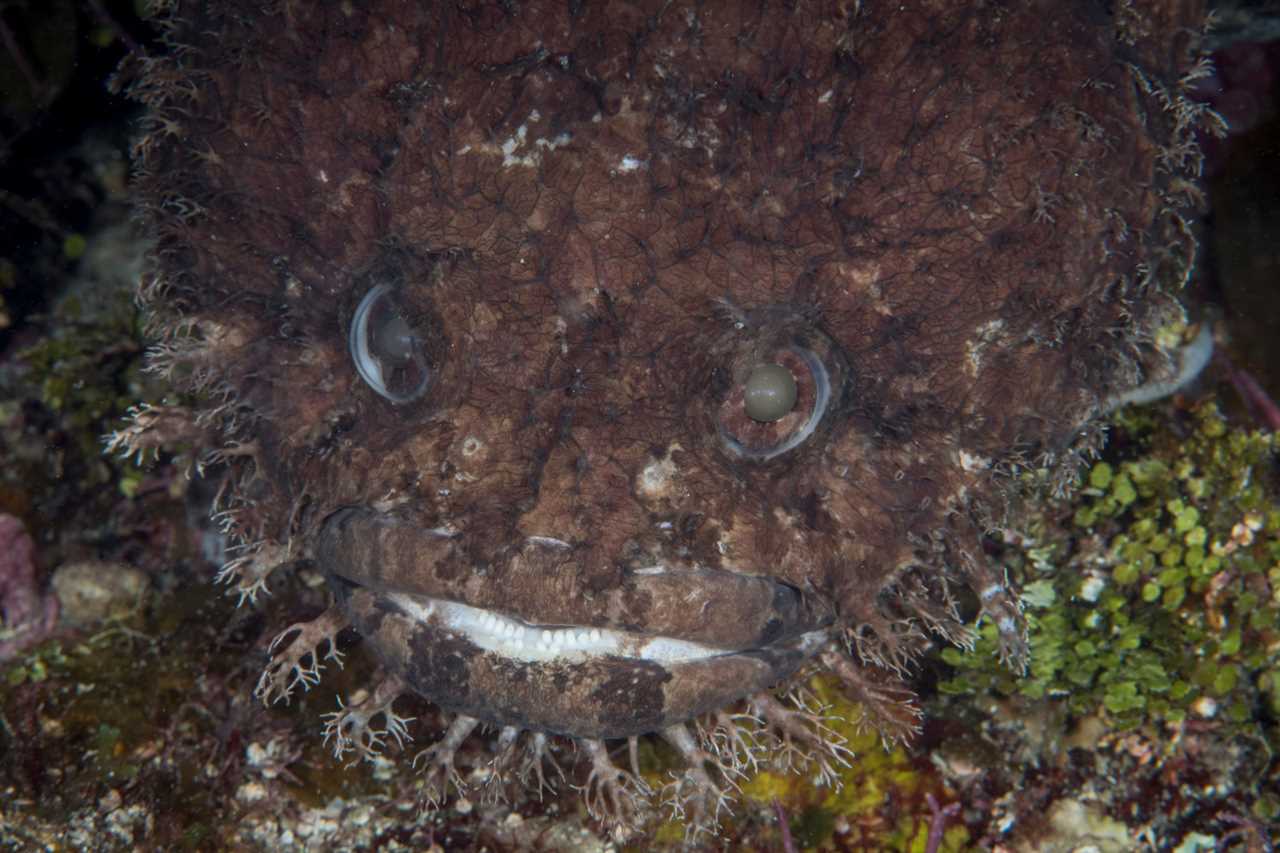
[126,0,1207,770]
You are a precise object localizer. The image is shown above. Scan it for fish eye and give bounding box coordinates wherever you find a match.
[349,283,431,403]
[718,345,832,461]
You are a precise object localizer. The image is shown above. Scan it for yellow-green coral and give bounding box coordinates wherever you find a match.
[941,401,1280,732]
[746,678,967,852]
[649,676,970,851]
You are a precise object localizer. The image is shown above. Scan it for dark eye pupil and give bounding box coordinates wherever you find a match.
[743,362,797,422]
[350,284,431,403]
[716,341,836,462]
[374,313,416,364]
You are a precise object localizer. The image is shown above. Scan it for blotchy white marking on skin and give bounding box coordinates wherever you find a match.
[965,318,1005,377]
[386,591,830,665]
[958,449,991,472]
[525,535,572,549]
[616,154,646,173]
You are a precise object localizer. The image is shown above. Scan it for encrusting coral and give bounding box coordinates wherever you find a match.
[0,514,59,663]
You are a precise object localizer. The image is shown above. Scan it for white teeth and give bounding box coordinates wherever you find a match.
[389,591,745,665]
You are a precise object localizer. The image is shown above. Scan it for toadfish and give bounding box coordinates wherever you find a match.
[109,0,1218,836]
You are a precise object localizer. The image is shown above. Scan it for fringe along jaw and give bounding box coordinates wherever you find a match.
[113,0,1219,838]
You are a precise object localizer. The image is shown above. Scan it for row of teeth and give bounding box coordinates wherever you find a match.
[473,611,605,650]
[396,593,732,664]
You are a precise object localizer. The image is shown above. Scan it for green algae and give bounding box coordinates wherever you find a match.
[17,282,146,467]
[1,612,212,821]
[940,401,1280,735]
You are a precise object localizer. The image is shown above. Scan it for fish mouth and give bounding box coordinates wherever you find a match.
[330,574,834,739]
[315,505,836,652]
[384,591,747,666]
[374,587,831,667]
[317,506,837,737]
